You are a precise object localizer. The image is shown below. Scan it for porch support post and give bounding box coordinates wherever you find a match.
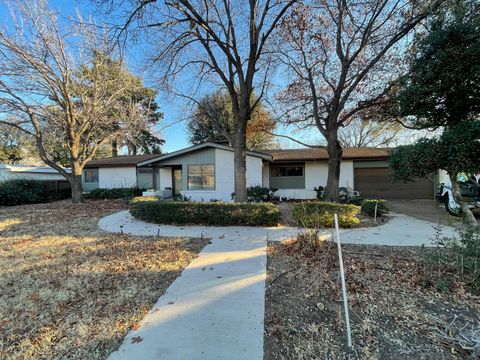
[152,167,158,190]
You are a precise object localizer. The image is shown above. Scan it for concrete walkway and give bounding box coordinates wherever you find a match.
[100,211,456,360]
[336,212,457,247]
[102,212,295,360]
[100,210,456,247]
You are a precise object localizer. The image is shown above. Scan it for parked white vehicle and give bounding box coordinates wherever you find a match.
[437,174,480,216]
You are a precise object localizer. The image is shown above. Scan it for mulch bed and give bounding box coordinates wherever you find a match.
[265,239,480,359]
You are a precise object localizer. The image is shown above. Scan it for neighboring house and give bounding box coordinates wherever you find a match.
[0,164,70,181]
[83,142,437,201]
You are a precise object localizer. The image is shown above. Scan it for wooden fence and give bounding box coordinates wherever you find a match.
[39,180,71,200]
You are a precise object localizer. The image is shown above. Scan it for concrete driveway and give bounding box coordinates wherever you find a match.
[386,199,453,225]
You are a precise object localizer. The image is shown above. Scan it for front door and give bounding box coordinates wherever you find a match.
[173,168,183,195]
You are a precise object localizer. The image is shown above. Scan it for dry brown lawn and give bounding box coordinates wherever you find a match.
[265,239,480,360]
[0,200,208,360]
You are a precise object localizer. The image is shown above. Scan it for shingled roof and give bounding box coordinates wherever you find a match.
[85,145,390,168]
[85,154,160,168]
[261,147,391,161]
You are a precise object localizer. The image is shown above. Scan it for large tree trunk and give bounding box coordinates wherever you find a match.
[70,162,84,204]
[233,111,249,202]
[449,173,478,226]
[129,143,138,155]
[325,131,343,202]
[112,140,118,157]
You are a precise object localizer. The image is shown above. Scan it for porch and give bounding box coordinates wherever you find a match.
[137,165,182,199]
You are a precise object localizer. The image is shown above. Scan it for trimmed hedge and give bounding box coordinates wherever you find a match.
[0,179,48,206]
[129,196,281,226]
[346,197,364,206]
[361,199,389,217]
[292,201,361,228]
[85,187,145,200]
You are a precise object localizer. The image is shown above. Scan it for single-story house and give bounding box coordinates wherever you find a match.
[83,142,437,201]
[0,164,70,181]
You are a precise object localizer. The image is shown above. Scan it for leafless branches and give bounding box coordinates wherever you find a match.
[434,315,480,355]
[102,0,298,200]
[0,0,149,202]
[275,0,442,200]
[338,117,404,148]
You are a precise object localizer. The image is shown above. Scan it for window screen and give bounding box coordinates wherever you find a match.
[187,165,215,190]
[84,169,98,183]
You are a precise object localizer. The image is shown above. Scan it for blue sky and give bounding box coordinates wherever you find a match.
[0,0,316,152]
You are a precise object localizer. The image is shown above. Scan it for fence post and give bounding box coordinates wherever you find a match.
[334,213,353,348]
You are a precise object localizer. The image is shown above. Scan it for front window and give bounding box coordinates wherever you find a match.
[137,168,153,175]
[84,169,98,183]
[187,165,215,190]
[271,165,304,177]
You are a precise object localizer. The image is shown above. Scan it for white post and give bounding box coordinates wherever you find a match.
[374,201,378,222]
[334,213,352,348]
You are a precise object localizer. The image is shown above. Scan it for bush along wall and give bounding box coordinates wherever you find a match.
[360,199,389,217]
[292,201,361,228]
[85,187,145,200]
[0,179,48,206]
[129,197,281,226]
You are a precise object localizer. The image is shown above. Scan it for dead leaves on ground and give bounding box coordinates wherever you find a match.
[0,200,208,360]
[265,240,480,360]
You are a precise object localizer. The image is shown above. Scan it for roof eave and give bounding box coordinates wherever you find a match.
[137,142,272,166]
[270,155,390,162]
[84,163,138,168]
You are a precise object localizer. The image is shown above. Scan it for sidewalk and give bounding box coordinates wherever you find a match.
[102,212,281,360]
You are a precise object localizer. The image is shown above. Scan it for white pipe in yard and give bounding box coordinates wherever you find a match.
[374,201,378,222]
[334,213,352,348]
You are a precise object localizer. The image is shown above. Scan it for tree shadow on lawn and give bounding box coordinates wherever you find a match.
[0,200,209,360]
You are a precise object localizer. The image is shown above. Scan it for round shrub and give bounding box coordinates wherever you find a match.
[361,199,389,217]
[0,179,48,206]
[292,201,361,228]
[247,186,271,202]
[129,197,281,226]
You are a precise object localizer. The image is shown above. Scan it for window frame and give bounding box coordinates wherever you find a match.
[187,164,215,190]
[84,169,99,183]
[270,164,304,178]
[137,168,153,175]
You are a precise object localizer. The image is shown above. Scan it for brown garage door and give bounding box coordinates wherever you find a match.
[354,168,434,199]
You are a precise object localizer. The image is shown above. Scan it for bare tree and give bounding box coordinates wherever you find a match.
[0,0,146,202]
[276,0,442,201]
[338,117,403,148]
[188,90,277,150]
[100,0,297,201]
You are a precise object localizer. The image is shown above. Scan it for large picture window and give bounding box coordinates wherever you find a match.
[187,165,215,190]
[84,169,98,183]
[271,165,303,177]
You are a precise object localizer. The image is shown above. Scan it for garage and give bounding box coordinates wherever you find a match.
[354,167,434,199]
